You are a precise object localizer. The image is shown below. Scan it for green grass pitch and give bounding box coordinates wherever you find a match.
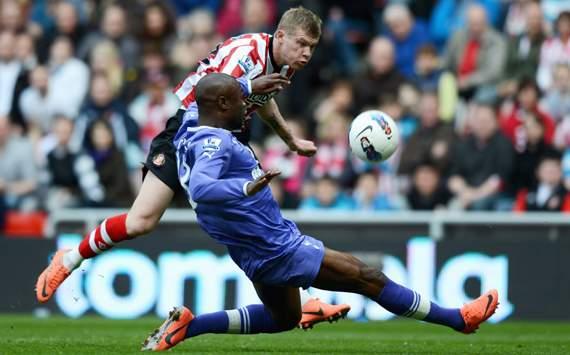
[1,315,569,354]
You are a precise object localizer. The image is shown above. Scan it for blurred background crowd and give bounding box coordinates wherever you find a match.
[2,0,570,229]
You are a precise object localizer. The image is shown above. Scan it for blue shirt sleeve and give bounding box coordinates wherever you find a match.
[187,131,251,203]
[236,76,252,97]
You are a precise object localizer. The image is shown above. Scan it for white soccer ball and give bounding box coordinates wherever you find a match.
[349,110,399,162]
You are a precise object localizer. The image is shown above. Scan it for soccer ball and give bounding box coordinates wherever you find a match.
[348,110,399,162]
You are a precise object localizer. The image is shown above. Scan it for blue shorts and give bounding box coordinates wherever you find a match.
[249,235,325,289]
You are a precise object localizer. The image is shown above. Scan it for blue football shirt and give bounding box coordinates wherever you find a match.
[174,121,303,279]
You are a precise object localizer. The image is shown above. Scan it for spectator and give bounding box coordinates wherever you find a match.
[499,2,546,99]
[89,40,124,96]
[19,66,68,135]
[407,162,452,210]
[263,120,310,209]
[238,0,276,35]
[510,113,557,195]
[128,71,179,154]
[78,4,140,71]
[84,119,134,207]
[503,0,535,37]
[542,63,570,122]
[305,113,355,187]
[398,91,456,176]
[217,0,277,37]
[513,152,570,212]
[36,1,87,63]
[429,0,502,48]
[500,79,556,151]
[0,0,32,34]
[448,104,514,210]
[313,80,353,133]
[0,116,38,212]
[441,4,506,100]
[323,1,381,76]
[43,116,104,210]
[353,172,398,211]
[0,32,25,125]
[71,74,140,170]
[412,44,442,91]
[378,94,416,144]
[139,1,176,56]
[352,37,407,112]
[124,48,170,101]
[48,36,90,118]
[383,3,431,79]
[15,32,37,70]
[537,11,570,91]
[300,175,355,210]
[141,49,169,79]
[171,9,220,83]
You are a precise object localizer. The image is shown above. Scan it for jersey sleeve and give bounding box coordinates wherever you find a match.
[187,131,251,203]
[236,76,252,97]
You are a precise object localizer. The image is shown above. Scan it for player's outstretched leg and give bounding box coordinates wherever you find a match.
[35,172,174,303]
[142,285,300,351]
[312,248,499,334]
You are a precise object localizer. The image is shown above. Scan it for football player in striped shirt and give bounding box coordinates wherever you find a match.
[36,7,350,328]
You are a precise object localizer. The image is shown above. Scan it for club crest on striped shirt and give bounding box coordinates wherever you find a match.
[238,56,255,74]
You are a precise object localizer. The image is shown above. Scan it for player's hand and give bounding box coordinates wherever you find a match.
[290,138,317,157]
[246,169,281,196]
[251,74,290,94]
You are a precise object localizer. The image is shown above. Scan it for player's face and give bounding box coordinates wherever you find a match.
[276,29,319,70]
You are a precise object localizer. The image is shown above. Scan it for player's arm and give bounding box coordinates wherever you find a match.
[257,98,317,157]
[187,134,251,203]
[235,74,289,98]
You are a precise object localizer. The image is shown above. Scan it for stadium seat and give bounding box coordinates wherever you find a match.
[3,211,47,238]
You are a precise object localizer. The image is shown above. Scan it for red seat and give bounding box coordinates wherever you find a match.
[3,211,46,238]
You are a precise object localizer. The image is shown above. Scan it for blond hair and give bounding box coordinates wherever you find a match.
[277,6,322,39]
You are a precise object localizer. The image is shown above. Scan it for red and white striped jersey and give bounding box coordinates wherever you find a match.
[173,33,294,116]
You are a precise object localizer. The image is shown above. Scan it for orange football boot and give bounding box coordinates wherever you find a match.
[299,298,351,330]
[142,306,194,351]
[35,250,72,303]
[460,289,499,334]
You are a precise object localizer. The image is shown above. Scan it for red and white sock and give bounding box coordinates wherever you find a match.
[62,214,129,270]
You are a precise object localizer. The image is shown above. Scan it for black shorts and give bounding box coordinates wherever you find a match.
[142,109,185,192]
[142,109,256,192]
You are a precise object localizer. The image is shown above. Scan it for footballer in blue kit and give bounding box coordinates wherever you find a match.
[174,106,324,289]
[142,74,500,352]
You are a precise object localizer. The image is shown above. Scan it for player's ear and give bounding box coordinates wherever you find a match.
[274,29,286,42]
[218,96,229,110]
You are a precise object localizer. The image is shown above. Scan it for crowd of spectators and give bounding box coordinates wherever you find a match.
[1,0,570,227]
